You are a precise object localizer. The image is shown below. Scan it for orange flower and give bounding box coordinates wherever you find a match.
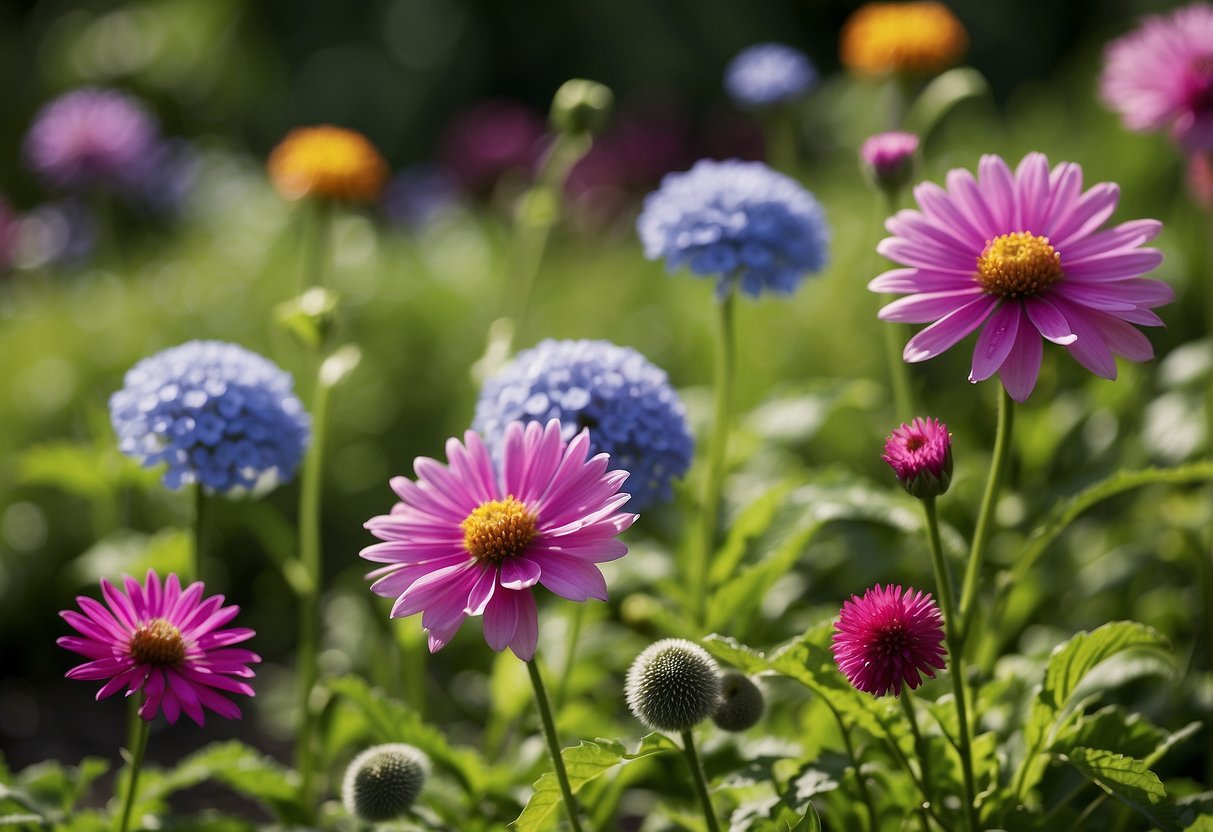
[267,125,388,203]
[840,2,968,78]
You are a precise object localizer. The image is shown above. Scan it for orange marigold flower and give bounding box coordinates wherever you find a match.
[840,2,968,78]
[267,125,388,203]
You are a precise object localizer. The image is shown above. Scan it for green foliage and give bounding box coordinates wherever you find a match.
[1060,748,1180,831]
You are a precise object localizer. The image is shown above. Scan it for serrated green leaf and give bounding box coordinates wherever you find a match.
[1052,706,1166,760]
[702,634,769,675]
[709,480,796,586]
[788,802,823,832]
[1015,462,1213,580]
[1061,747,1179,831]
[512,733,678,832]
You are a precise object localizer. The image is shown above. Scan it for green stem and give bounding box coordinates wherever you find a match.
[680,729,721,832]
[873,192,915,420]
[191,484,207,584]
[116,706,150,832]
[957,385,1014,648]
[763,107,799,176]
[825,702,879,832]
[922,497,979,832]
[554,603,586,709]
[695,290,736,627]
[899,691,934,832]
[293,354,333,814]
[302,198,332,291]
[526,657,584,832]
[872,707,947,831]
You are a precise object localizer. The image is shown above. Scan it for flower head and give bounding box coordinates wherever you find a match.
[861,131,920,195]
[342,744,429,822]
[870,153,1173,401]
[58,570,259,724]
[268,125,388,202]
[840,2,968,78]
[110,340,311,494]
[724,43,818,108]
[24,87,160,192]
[637,158,830,298]
[712,671,765,731]
[473,339,693,511]
[1100,3,1213,152]
[361,419,636,661]
[625,639,722,732]
[883,417,952,498]
[440,100,548,193]
[832,584,946,697]
[550,78,614,137]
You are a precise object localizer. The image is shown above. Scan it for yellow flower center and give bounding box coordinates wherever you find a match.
[129,618,186,667]
[461,497,538,563]
[840,1,968,77]
[975,232,1062,298]
[267,125,388,203]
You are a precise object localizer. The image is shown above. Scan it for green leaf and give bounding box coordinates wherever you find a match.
[1061,747,1179,832]
[1015,462,1213,580]
[1183,816,1213,832]
[71,529,191,589]
[788,803,823,832]
[512,734,678,832]
[702,634,770,675]
[0,815,44,827]
[904,67,990,138]
[709,479,796,586]
[742,380,880,447]
[1052,706,1167,760]
[19,440,156,500]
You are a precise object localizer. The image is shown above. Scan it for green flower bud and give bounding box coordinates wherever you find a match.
[550,79,614,137]
[342,743,429,823]
[625,638,721,733]
[711,671,765,732]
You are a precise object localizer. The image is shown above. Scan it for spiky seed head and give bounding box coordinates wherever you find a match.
[625,638,722,732]
[711,671,765,731]
[342,743,429,822]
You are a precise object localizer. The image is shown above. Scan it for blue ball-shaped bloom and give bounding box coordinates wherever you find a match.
[724,43,818,108]
[110,340,311,494]
[472,339,694,511]
[637,158,829,299]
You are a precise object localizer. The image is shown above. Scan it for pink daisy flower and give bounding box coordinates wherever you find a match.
[882,417,952,499]
[1100,3,1213,152]
[870,152,1173,401]
[832,584,946,697]
[58,570,259,725]
[361,419,637,661]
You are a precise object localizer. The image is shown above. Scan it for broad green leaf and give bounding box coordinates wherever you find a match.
[904,67,990,138]
[788,802,823,832]
[0,815,44,827]
[1052,706,1167,760]
[512,734,678,832]
[1015,462,1213,580]
[742,380,880,447]
[71,528,191,587]
[1061,747,1179,832]
[702,634,770,675]
[709,479,796,586]
[1184,816,1213,832]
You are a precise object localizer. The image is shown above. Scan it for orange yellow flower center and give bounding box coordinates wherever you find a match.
[129,618,186,667]
[840,1,968,77]
[461,497,538,563]
[267,125,388,203]
[975,232,1062,298]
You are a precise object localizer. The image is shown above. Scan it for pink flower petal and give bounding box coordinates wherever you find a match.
[978,155,1016,230]
[1051,183,1119,249]
[903,295,999,363]
[1015,153,1051,229]
[465,564,498,615]
[970,301,1022,382]
[869,268,967,294]
[530,552,608,602]
[879,289,984,323]
[482,588,520,652]
[499,557,542,590]
[1025,296,1077,345]
[998,317,1044,402]
[510,591,539,661]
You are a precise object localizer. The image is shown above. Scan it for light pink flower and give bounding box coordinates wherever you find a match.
[1100,3,1213,151]
[362,419,637,661]
[58,570,259,724]
[870,152,1173,401]
[832,584,946,697]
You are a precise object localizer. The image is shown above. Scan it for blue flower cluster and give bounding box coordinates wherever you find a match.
[472,339,694,511]
[110,340,311,494]
[724,43,818,108]
[637,159,830,298]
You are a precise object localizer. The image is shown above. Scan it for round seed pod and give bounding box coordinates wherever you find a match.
[625,638,722,733]
[342,743,429,822]
[712,671,765,732]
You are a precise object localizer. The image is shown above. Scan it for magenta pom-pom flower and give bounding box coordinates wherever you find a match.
[870,152,1173,402]
[883,417,953,499]
[58,570,259,725]
[361,419,637,661]
[1100,3,1213,152]
[832,584,947,697]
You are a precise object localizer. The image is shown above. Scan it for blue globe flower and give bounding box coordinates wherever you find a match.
[110,340,311,494]
[724,43,818,108]
[472,339,693,511]
[637,158,829,299]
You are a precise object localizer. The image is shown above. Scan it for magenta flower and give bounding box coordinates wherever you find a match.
[58,570,258,724]
[860,131,919,193]
[832,584,946,697]
[1100,3,1213,152]
[362,419,637,661]
[870,153,1172,402]
[883,417,952,499]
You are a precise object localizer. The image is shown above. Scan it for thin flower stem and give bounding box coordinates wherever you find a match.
[899,692,934,832]
[763,108,799,177]
[679,729,721,832]
[957,385,1014,648]
[872,707,948,831]
[302,198,331,291]
[875,191,916,421]
[554,603,586,709]
[117,706,150,832]
[525,657,585,832]
[921,497,979,832]
[191,484,207,585]
[824,701,879,832]
[694,289,736,626]
[293,353,334,814]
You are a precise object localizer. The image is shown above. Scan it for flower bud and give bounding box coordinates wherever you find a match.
[342,743,429,822]
[882,417,952,499]
[711,671,765,732]
[274,286,340,349]
[550,79,614,138]
[860,131,919,196]
[625,638,721,733]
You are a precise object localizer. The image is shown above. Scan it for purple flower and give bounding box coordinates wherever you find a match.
[871,153,1173,402]
[440,100,548,193]
[724,43,818,108]
[832,584,946,697]
[861,131,920,193]
[23,87,159,191]
[382,165,461,228]
[1100,3,1213,151]
[58,570,259,724]
[883,417,952,498]
[361,420,637,661]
